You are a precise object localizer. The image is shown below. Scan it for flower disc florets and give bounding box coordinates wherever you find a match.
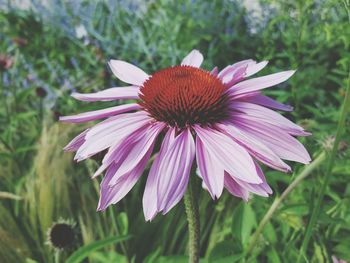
[139,65,230,127]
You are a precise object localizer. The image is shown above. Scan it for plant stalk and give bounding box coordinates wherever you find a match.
[184,176,200,263]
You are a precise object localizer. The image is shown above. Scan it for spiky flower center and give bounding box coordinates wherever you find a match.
[139,66,229,127]
[48,223,75,249]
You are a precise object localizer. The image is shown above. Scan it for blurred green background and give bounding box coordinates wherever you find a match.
[0,0,349,262]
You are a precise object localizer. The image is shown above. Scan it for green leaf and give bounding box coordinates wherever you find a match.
[231,202,257,246]
[208,240,243,262]
[65,235,131,263]
[263,222,277,244]
[267,247,281,263]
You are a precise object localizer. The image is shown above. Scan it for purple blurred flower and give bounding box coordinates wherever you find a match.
[332,255,348,263]
[0,54,14,70]
[61,50,310,221]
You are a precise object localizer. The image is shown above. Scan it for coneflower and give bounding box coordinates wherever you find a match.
[47,220,76,250]
[61,50,310,221]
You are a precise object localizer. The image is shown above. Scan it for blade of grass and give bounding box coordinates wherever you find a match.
[65,235,131,263]
[0,191,22,200]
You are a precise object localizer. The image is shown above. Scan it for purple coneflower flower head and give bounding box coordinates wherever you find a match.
[60,50,311,221]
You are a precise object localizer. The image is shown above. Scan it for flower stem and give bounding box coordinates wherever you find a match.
[184,176,200,263]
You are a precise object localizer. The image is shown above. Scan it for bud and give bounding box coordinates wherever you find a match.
[35,87,48,98]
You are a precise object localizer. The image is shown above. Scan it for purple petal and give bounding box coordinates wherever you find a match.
[59,103,140,123]
[181,50,204,68]
[220,60,268,87]
[106,122,165,186]
[241,93,293,111]
[143,128,176,221]
[196,134,225,198]
[71,86,140,101]
[156,129,195,214]
[233,118,311,164]
[245,61,268,77]
[224,172,250,201]
[224,66,248,87]
[75,112,150,161]
[63,129,89,152]
[218,59,253,79]
[218,59,255,83]
[194,126,261,184]
[211,66,219,76]
[109,60,149,86]
[85,111,149,140]
[224,162,272,200]
[230,102,305,135]
[97,148,151,211]
[229,70,296,97]
[219,123,291,172]
[233,162,273,196]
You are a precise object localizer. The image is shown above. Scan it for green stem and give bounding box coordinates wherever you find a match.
[245,152,326,258]
[297,71,350,262]
[184,176,200,263]
[54,250,60,263]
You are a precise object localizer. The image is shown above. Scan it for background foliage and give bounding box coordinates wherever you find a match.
[0,0,349,262]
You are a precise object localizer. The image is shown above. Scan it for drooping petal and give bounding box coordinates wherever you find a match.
[224,172,250,201]
[59,103,140,123]
[194,126,261,184]
[97,149,151,211]
[106,122,165,186]
[93,120,163,178]
[75,112,151,161]
[156,129,195,214]
[219,123,291,172]
[233,117,311,164]
[224,162,272,200]
[230,102,306,135]
[71,86,140,101]
[63,129,89,152]
[241,93,293,111]
[109,60,149,86]
[196,134,225,198]
[181,50,204,68]
[143,128,176,221]
[233,162,272,197]
[229,70,296,97]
